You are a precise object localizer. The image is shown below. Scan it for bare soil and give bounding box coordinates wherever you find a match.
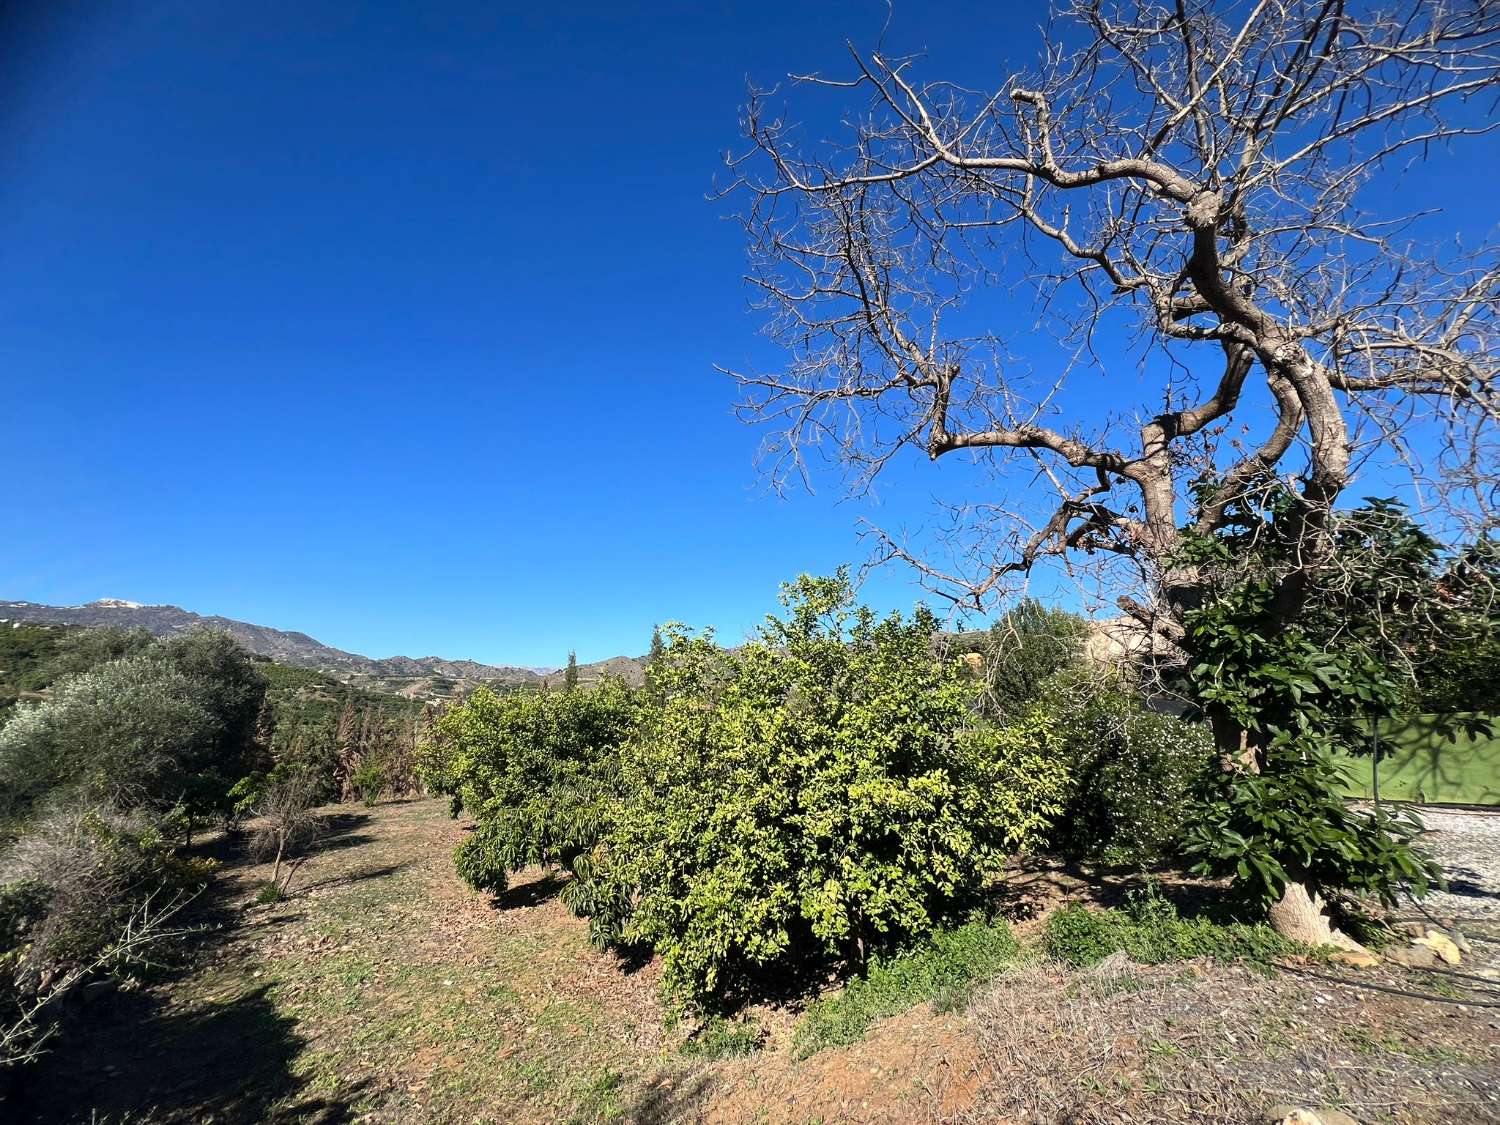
[15,798,1500,1124]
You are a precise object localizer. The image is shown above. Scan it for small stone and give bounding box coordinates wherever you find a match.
[1385,943,1438,969]
[1265,1109,1320,1125]
[1264,1109,1359,1125]
[1414,930,1462,966]
[1329,949,1380,969]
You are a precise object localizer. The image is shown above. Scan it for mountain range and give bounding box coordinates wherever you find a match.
[0,599,645,698]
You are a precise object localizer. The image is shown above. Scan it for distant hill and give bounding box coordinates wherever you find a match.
[0,599,643,698]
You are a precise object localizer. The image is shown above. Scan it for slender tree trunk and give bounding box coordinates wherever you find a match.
[271,838,285,891]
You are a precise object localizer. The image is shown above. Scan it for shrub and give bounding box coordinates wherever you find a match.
[420,679,637,899]
[250,771,323,898]
[589,573,1068,1010]
[1042,885,1301,969]
[351,757,387,807]
[0,803,209,1064]
[1042,670,1215,866]
[973,600,1089,721]
[0,631,266,831]
[793,921,1021,1055]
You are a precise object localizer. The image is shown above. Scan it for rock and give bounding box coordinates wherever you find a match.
[1264,1108,1359,1125]
[1386,943,1439,969]
[1414,929,1462,966]
[1329,949,1380,969]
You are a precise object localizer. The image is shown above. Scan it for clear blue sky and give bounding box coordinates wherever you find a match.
[1,2,1493,666]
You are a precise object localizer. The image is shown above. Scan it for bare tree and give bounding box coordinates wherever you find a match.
[251,772,322,899]
[727,0,1499,942]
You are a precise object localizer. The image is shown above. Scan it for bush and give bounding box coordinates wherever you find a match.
[793,921,1021,1055]
[351,758,387,807]
[0,631,266,831]
[249,771,323,899]
[420,679,638,900]
[1042,885,1301,969]
[1041,670,1214,866]
[972,600,1089,721]
[588,573,1068,1010]
[0,803,210,1063]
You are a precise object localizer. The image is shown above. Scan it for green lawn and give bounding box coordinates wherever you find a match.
[1336,712,1499,805]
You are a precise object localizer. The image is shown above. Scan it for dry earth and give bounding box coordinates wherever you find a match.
[15,799,1500,1124]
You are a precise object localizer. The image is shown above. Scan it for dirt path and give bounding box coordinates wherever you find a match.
[17,799,1500,1124]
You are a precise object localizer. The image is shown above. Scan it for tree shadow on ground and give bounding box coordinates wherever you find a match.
[8,808,384,1123]
[994,857,1248,923]
[304,810,375,855]
[298,861,411,895]
[491,869,567,909]
[13,984,372,1124]
[627,1070,718,1124]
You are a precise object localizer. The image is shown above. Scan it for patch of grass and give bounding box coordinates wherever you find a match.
[569,1067,626,1122]
[1042,885,1303,969]
[793,920,1021,1056]
[256,882,284,905]
[1341,1026,1478,1066]
[679,1016,764,1059]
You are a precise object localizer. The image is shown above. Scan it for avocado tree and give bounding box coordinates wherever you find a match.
[727,0,1498,943]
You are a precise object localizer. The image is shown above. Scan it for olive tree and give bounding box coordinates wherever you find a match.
[726,0,1498,943]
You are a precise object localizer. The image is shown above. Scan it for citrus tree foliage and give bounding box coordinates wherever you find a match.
[420,681,638,901]
[1178,488,1453,906]
[589,573,1068,1009]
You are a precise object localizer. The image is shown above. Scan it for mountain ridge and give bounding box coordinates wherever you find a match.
[0,599,643,696]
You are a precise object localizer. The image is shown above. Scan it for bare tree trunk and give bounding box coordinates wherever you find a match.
[270,837,285,891]
[1266,881,1363,951]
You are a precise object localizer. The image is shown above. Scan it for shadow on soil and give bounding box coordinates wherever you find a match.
[627,1071,718,1124]
[300,861,411,895]
[9,810,381,1124]
[493,870,567,909]
[13,985,371,1124]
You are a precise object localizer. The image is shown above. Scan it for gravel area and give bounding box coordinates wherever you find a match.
[1409,806,1500,922]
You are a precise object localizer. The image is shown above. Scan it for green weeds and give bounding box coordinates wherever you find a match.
[793,921,1021,1056]
[1042,885,1304,969]
[680,1015,765,1059]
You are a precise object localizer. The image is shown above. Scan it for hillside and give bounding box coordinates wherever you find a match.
[0,600,643,698]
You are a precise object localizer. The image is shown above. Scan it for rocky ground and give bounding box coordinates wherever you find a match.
[1409,806,1500,922]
